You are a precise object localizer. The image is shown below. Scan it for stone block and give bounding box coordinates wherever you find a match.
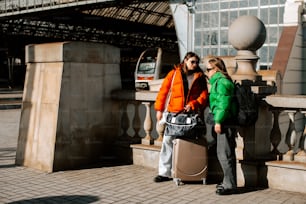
[266,161,306,194]
[295,151,306,163]
[17,42,122,172]
[26,42,120,64]
[237,161,268,188]
[130,144,160,169]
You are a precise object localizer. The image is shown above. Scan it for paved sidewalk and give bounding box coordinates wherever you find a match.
[1,132,306,203]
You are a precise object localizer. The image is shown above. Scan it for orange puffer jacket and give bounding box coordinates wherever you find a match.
[154,65,208,113]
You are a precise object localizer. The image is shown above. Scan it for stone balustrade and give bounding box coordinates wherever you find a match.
[265,95,306,163]
[112,90,306,164]
[111,90,160,145]
[112,89,306,193]
[111,89,161,168]
[263,95,306,193]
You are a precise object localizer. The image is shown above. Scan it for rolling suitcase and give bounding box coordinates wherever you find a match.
[172,137,208,186]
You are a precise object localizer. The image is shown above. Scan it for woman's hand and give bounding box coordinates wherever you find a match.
[156,111,163,121]
[214,123,222,134]
[184,105,191,112]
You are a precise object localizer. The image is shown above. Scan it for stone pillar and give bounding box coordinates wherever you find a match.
[227,16,277,188]
[15,42,121,172]
[169,3,189,60]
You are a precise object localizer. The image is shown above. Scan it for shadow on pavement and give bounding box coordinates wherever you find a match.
[236,186,268,194]
[0,164,16,168]
[7,195,100,204]
[0,147,17,168]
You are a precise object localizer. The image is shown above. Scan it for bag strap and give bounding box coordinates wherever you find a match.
[164,70,177,112]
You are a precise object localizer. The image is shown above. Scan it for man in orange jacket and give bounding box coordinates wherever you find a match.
[154,52,209,182]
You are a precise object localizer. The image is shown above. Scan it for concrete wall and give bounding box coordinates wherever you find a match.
[16,42,122,172]
[0,109,21,148]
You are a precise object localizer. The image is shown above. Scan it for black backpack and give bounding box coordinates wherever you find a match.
[232,82,259,126]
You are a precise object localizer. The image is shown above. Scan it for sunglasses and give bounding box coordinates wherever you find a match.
[190,60,199,64]
[206,67,214,72]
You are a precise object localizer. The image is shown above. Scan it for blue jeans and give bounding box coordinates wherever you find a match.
[158,135,175,177]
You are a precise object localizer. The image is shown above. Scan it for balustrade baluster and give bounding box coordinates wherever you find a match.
[128,101,141,143]
[120,101,129,138]
[283,111,297,161]
[155,122,165,146]
[295,112,306,163]
[142,102,153,145]
[270,109,282,159]
[132,101,141,138]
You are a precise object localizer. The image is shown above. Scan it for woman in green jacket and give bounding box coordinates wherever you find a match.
[205,56,237,195]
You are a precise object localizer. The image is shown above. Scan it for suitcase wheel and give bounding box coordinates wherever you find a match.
[173,178,183,186]
[202,178,206,185]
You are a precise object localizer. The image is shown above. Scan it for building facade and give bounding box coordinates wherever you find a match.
[194,0,287,70]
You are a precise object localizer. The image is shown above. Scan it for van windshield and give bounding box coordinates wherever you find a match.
[137,62,156,74]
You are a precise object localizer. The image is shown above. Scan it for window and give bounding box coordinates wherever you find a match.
[259,46,268,62]
[249,9,258,16]
[211,31,218,45]
[195,0,285,69]
[269,27,278,43]
[203,31,211,45]
[195,31,201,46]
[230,1,238,8]
[260,0,270,6]
[240,0,248,7]
[203,13,210,28]
[260,8,269,24]
[249,0,259,7]
[229,10,238,23]
[239,10,248,16]
[220,11,229,27]
[270,7,279,24]
[211,12,219,27]
[269,46,276,63]
[220,48,228,56]
[220,2,228,9]
[220,30,228,44]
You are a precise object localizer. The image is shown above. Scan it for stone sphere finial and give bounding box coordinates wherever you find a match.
[228,15,266,82]
[229,15,266,51]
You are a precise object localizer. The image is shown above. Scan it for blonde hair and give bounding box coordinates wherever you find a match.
[206,56,232,80]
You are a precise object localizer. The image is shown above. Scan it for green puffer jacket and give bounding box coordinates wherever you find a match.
[209,72,236,124]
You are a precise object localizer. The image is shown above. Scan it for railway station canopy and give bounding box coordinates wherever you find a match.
[0,0,178,51]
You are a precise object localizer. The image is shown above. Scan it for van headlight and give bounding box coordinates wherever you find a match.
[135,82,149,91]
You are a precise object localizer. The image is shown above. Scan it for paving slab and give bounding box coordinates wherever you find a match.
[0,111,306,204]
